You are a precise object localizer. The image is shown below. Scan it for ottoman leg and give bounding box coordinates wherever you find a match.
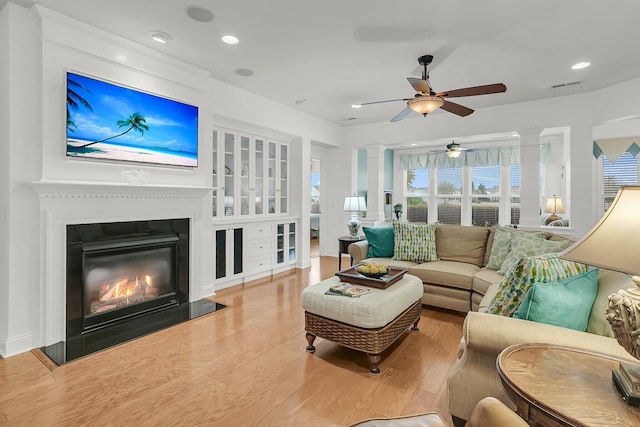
[367,353,381,375]
[411,317,420,332]
[305,332,316,353]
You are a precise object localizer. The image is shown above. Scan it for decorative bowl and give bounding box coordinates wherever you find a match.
[358,268,389,279]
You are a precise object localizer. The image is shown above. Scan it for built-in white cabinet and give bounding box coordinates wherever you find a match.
[213,128,288,219]
[276,221,296,266]
[244,223,274,273]
[214,226,243,281]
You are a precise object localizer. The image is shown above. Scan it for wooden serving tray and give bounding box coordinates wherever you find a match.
[335,265,407,289]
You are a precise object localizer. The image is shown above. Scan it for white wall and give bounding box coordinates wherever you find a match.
[0,2,342,357]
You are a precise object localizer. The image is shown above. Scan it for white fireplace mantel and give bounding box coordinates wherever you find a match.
[29,180,214,199]
[26,179,214,349]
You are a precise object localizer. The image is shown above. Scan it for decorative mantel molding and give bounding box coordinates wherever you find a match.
[29,180,213,199]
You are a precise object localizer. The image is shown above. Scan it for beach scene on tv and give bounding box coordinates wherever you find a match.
[66,72,198,167]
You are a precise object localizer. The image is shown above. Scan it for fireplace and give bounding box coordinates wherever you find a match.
[41,218,225,365]
[81,234,180,331]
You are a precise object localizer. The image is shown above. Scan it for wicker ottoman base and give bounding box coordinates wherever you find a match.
[304,299,421,375]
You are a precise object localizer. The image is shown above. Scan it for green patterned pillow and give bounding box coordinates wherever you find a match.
[392,222,438,263]
[485,225,546,270]
[486,253,588,317]
[497,233,574,274]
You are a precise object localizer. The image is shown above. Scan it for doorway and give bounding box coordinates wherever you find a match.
[310,159,320,258]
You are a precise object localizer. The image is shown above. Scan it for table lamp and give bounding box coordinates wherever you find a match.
[343,195,367,238]
[543,195,565,225]
[559,186,640,406]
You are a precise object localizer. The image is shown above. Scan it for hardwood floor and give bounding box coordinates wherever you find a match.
[0,256,464,426]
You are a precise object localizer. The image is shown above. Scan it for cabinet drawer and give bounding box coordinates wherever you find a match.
[245,256,273,272]
[246,237,273,256]
[245,223,273,240]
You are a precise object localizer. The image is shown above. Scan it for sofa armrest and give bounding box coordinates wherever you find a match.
[348,240,369,264]
[447,311,634,422]
[463,312,634,360]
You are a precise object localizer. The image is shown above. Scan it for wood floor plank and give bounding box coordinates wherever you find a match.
[0,256,463,426]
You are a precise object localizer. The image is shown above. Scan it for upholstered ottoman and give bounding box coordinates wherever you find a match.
[301,274,423,374]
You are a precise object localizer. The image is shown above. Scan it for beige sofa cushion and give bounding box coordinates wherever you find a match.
[436,224,490,267]
[472,268,503,296]
[410,261,480,291]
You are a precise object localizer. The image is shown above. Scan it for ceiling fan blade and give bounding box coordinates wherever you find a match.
[440,100,474,117]
[359,98,412,106]
[436,83,506,98]
[390,108,412,122]
[407,77,429,94]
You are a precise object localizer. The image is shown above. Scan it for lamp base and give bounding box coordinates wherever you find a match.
[613,365,640,407]
[544,214,561,225]
[346,214,361,239]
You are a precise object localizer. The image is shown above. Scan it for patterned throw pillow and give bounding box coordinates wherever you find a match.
[485,225,546,270]
[486,253,588,317]
[497,233,574,274]
[392,222,438,263]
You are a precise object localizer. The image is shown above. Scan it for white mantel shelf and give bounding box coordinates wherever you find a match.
[29,180,213,199]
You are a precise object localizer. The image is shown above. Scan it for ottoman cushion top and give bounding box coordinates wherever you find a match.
[300,274,423,328]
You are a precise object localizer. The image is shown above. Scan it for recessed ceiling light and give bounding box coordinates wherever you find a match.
[351,104,362,109]
[149,31,172,44]
[235,68,254,77]
[185,6,214,22]
[222,35,239,45]
[571,62,590,70]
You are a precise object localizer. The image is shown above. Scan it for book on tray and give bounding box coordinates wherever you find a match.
[326,283,371,297]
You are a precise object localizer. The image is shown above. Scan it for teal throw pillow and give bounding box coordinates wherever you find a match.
[486,253,589,317]
[514,268,599,331]
[362,226,394,258]
[392,222,438,263]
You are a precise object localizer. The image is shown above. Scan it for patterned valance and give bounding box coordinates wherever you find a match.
[593,137,640,163]
[399,144,552,170]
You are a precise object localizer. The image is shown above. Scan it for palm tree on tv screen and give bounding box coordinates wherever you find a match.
[66,78,93,132]
[79,112,149,148]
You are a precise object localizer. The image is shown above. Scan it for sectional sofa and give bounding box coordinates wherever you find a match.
[348,223,575,313]
[348,223,636,424]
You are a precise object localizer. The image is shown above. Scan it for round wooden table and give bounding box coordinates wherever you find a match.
[497,343,640,426]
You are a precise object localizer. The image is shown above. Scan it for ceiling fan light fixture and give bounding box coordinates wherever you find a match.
[407,96,444,116]
[446,141,462,158]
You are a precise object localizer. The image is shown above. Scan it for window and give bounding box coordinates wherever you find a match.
[471,165,500,226]
[510,164,520,225]
[601,152,639,214]
[437,167,462,224]
[406,169,428,222]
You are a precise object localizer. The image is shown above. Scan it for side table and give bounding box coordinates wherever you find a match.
[338,235,365,270]
[497,343,640,426]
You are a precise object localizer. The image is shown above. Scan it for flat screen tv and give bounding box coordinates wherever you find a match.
[66,71,198,167]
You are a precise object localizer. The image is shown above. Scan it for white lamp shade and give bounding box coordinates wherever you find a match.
[343,196,367,212]
[544,195,565,214]
[560,186,640,275]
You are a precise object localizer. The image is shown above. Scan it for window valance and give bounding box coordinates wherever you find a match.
[593,137,640,163]
[399,144,552,170]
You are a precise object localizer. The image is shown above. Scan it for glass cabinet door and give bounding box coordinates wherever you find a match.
[288,222,296,261]
[268,142,276,214]
[276,223,284,264]
[254,139,264,215]
[240,136,250,215]
[280,144,288,213]
[224,132,235,216]
[212,130,218,217]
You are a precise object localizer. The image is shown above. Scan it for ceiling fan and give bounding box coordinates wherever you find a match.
[357,54,507,122]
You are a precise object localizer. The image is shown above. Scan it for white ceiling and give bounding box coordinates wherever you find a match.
[6,0,640,126]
